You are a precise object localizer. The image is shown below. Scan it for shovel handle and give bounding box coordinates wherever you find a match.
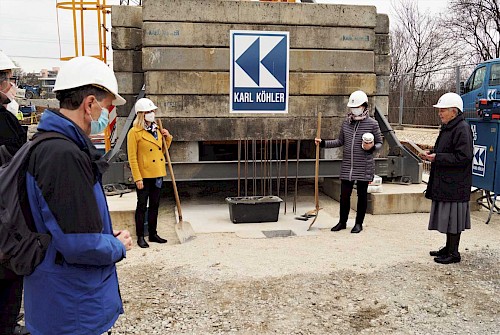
[157,119,183,220]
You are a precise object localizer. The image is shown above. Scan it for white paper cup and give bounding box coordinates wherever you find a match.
[362,132,374,143]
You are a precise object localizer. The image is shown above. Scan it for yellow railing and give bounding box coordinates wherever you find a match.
[56,1,110,63]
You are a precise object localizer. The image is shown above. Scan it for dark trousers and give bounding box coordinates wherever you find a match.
[135,178,161,237]
[339,179,369,226]
[0,275,23,335]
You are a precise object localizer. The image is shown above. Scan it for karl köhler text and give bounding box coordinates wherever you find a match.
[234,91,285,103]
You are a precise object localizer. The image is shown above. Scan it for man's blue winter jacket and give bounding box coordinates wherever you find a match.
[24,110,126,335]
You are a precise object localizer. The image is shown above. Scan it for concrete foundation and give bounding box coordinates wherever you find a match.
[320,147,343,160]
[376,76,390,96]
[143,48,375,73]
[112,27,142,50]
[143,22,375,50]
[375,14,390,34]
[157,116,342,141]
[145,71,376,96]
[115,72,144,95]
[375,55,391,75]
[111,5,142,29]
[169,141,200,163]
[143,0,377,27]
[113,50,143,73]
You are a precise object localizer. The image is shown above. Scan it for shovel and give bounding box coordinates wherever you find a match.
[307,112,322,230]
[157,120,195,243]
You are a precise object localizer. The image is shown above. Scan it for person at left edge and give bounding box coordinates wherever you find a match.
[0,50,28,335]
[24,56,133,335]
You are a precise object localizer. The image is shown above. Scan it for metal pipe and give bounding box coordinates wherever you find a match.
[294,139,300,214]
[237,139,241,197]
[284,139,289,214]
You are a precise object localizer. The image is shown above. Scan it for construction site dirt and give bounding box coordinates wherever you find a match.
[108,180,500,335]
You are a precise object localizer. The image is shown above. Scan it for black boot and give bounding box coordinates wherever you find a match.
[149,234,167,244]
[331,222,346,231]
[350,223,363,233]
[430,234,450,256]
[434,233,461,264]
[137,236,150,248]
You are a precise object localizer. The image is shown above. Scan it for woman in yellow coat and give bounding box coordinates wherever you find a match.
[127,98,172,248]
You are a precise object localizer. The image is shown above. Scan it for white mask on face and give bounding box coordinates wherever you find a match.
[1,82,19,116]
[350,106,364,116]
[6,99,19,116]
[144,111,155,123]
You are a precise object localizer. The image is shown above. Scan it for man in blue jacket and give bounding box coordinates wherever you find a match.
[24,56,133,335]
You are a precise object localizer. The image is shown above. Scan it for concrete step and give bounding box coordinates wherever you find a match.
[322,178,482,215]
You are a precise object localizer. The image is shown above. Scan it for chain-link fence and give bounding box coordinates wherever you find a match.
[388,63,479,126]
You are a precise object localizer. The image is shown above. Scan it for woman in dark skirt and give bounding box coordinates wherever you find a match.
[422,92,473,264]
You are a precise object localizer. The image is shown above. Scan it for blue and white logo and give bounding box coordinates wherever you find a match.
[472,145,486,177]
[230,30,289,113]
[487,89,497,100]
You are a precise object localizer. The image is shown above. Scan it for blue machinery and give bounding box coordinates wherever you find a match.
[468,99,500,223]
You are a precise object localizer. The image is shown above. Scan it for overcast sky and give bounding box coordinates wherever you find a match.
[0,0,449,73]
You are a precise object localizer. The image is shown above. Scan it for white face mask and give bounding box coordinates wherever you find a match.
[350,106,364,116]
[1,82,19,116]
[144,111,155,123]
[6,99,19,116]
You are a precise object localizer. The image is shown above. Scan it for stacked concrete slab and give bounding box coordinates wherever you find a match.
[112,0,390,160]
[111,5,143,119]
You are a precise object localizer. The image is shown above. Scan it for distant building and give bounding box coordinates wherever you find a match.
[38,67,59,95]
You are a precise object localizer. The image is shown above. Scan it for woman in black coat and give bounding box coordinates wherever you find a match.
[422,92,473,264]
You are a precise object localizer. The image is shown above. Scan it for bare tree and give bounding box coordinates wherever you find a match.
[443,0,500,62]
[391,0,458,90]
[389,0,459,124]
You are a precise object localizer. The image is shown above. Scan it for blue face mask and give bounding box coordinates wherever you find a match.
[90,101,109,135]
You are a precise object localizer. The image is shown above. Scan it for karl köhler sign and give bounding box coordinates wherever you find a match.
[230,30,289,113]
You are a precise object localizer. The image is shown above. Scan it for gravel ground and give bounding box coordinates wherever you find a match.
[110,180,500,334]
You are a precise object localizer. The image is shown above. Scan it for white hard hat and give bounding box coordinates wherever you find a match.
[0,50,18,71]
[53,56,126,106]
[347,90,368,107]
[135,98,157,113]
[433,92,463,112]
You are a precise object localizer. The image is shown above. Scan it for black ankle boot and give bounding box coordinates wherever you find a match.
[429,246,448,257]
[351,223,363,233]
[137,236,150,248]
[149,234,167,244]
[434,253,461,264]
[331,222,346,231]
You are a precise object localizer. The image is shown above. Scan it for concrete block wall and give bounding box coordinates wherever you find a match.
[374,14,390,117]
[111,5,144,121]
[139,0,388,143]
